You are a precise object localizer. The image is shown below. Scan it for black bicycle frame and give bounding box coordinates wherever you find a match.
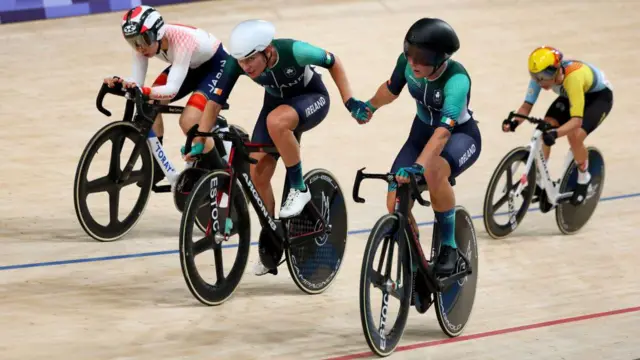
[353,168,471,293]
[184,124,330,250]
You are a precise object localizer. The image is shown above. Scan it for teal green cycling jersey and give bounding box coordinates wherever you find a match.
[386,53,473,130]
[214,38,335,103]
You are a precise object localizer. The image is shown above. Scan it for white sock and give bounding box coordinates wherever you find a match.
[577,160,590,185]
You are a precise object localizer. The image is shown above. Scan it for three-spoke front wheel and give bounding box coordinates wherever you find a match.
[179,170,251,306]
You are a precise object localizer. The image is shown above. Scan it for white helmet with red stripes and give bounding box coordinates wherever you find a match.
[121,5,166,48]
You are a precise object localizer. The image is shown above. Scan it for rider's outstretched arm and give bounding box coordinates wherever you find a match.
[329,56,353,103]
[327,55,355,103]
[515,79,541,122]
[289,40,356,103]
[368,82,399,109]
[369,53,407,109]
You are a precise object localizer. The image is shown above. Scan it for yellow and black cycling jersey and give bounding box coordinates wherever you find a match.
[525,60,611,118]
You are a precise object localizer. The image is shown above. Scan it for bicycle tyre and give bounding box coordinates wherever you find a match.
[73,121,153,242]
[360,214,412,357]
[179,170,251,306]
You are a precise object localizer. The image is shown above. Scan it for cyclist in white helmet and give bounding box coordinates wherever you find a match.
[184,19,368,276]
[104,5,229,183]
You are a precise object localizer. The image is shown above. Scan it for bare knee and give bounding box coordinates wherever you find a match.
[179,106,204,135]
[266,114,288,137]
[567,128,586,148]
[267,106,298,137]
[424,161,447,191]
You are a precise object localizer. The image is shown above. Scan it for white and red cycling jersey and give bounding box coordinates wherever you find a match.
[129,23,222,100]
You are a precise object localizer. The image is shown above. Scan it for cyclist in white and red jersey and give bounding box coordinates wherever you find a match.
[104,5,228,183]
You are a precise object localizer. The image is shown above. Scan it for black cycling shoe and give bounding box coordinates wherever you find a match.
[571,176,592,206]
[434,245,459,276]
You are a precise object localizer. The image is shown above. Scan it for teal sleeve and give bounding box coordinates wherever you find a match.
[387,53,407,95]
[440,73,471,129]
[292,41,335,68]
[524,78,541,105]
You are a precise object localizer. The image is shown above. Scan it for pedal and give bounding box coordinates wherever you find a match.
[569,181,590,206]
[152,184,172,193]
[263,259,284,276]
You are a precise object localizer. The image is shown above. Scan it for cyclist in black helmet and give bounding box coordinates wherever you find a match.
[349,18,482,277]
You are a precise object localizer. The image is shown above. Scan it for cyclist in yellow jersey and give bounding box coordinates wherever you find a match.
[502,46,613,204]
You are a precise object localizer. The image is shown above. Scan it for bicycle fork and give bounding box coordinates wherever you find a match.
[506,136,540,227]
[147,129,181,186]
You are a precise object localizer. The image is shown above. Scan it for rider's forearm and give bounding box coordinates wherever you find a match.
[368,82,398,110]
[556,116,583,137]
[195,101,222,143]
[328,56,354,104]
[516,102,533,122]
[416,127,451,167]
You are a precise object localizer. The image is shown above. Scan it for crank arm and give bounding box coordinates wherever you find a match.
[437,269,472,291]
[556,191,574,204]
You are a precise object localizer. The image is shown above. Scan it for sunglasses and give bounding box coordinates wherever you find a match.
[530,67,558,82]
[125,32,156,49]
[403,41,438,66]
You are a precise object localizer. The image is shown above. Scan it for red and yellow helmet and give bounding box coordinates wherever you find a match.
[528,46,563,80]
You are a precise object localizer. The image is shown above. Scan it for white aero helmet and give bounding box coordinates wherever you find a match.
[229,19,276,60]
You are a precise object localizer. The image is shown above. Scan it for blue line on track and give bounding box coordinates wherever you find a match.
[1,192,638,271]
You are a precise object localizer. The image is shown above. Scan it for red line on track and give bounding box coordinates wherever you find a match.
[325,305,640,360]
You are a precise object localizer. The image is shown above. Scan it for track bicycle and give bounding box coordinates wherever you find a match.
[178,124,349,305]
[483,111,605,238]
[73,82,247,241]
[353,168,478,357]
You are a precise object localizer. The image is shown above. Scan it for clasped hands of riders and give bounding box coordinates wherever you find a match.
[103,77,394,162]
[345,97,425,185]
[104,78,550,184]
[100,78,448,181]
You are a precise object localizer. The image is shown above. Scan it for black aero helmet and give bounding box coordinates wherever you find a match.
[404,18,460,68]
